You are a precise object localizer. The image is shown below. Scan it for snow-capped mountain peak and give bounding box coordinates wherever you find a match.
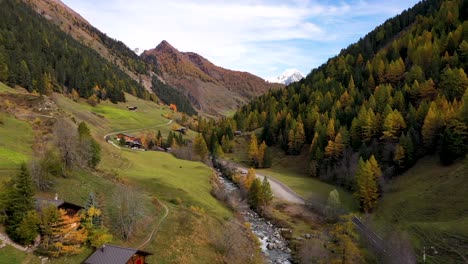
[267,69,305,85]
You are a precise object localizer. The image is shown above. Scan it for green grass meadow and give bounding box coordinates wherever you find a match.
[374,157,468,264]
[0,113,34,174]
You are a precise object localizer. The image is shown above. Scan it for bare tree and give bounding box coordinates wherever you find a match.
[210,220,260,264]
[109,184,145,240]
[171,142,196,161]
[54,118,79,168]
[30,148,64,191]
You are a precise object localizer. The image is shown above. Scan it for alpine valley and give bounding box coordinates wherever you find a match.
[0,0,467,264]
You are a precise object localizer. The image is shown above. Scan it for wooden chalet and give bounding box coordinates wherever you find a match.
[115,133,143,149]
[34,194,83,216]
[84,244,152,264]
[127,106,138,111]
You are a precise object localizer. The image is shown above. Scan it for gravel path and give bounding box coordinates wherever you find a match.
[233,164,305,204]
[0,233,32,252]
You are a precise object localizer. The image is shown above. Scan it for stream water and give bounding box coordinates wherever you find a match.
[216,174,292,264]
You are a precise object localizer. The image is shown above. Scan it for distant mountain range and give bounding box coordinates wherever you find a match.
[21,0,280,116]
[267,69,304,85]
[142,41,282,116]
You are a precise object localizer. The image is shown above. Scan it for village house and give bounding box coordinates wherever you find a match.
[34,194,83,217]
[115,133,143,149]
[84,244,152,264]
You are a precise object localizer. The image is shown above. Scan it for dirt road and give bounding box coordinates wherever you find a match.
[234,165,305,204]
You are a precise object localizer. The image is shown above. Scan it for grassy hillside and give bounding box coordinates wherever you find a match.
[0,113,33,174]
[0,245,30,264]
[53,92,231,263]
[374,157,468,263]
[0,84,232,263]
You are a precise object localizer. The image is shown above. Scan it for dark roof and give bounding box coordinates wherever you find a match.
[84,244,152,264]
[34,198,83,212]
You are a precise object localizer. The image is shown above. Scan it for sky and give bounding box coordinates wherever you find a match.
[61,0,420,79]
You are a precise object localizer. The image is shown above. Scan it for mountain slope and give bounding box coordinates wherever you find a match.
[24,0,153,92]
[0,0,148,102]
[268,69,305,85]
[142,41,282,116]
[225,0,467,261]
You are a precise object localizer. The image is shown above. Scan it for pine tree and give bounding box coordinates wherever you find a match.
[259,176,273,208]
[84,192,101,227]
[16,210,40,245]
[6,164,35,244]
[248,178,262,209]
[263,146,272,168]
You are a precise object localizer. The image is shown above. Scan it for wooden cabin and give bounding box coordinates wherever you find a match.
[34,195,83,216]
[84,244,152,264]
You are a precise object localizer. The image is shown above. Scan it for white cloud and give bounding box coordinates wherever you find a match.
[62,0,419,78]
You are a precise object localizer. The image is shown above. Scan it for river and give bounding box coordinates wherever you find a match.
[216,173,292,264]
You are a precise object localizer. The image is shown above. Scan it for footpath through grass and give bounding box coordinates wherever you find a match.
[374,157,468,264]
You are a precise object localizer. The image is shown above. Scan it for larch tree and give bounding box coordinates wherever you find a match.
[355,157,379,213]
[193,133,209,161]
[49,209,87,257]
[248,133,259,166]
[243,168,257,190]
[257,141,267,168]
[382,109,406,139]
[394,145,406,169]
[422,102,445,148]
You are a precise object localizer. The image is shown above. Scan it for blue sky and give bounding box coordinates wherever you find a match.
[61,0,420,79]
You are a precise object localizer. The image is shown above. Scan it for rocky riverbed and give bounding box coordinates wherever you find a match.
[216,174,292,264]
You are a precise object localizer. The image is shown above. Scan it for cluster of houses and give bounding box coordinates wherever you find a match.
[34,195,152,264]
[115,133,143,149]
